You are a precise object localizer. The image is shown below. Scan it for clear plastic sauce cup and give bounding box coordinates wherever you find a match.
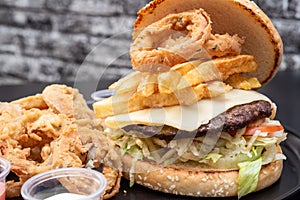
[21,168,107,200]
[0,158,10,200]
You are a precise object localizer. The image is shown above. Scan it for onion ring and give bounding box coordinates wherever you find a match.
[130,9,212,73]
[203,33,244,58]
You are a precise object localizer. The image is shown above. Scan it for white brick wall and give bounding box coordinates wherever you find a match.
[0,0,299,85]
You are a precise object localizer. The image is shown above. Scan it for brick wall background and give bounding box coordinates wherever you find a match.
[0,0,299,85]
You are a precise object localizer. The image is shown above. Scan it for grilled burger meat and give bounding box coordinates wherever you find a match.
[123,100,272,140]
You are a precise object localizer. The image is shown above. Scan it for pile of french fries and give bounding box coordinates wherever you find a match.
[93,55,261,118]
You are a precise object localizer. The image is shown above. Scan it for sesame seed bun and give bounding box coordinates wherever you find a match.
[133,0,283,85]
[121,146,283,197]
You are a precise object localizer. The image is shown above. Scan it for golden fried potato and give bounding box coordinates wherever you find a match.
[177,55,258,89]
[109,71,143,94]
[172,59,203,75]
[225,74,261,90]
[158,70,182,94]
[93,81,231,118]
[93,91,134,119]
[177,59,221,89]
[137,73,157,97]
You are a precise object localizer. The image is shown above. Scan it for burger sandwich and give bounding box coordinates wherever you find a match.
[93,0,286,198]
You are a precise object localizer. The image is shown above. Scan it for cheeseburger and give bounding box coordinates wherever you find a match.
[93,0,286,198]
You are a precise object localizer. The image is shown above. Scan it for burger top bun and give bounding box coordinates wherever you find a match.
[133,0,283,85]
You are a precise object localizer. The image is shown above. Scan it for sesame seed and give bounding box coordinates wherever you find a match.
[179,192,184,195]
[138,175,142,180]
[201,177,207,182]
[224,184,229,190]
[214,183,218,189]
[169,185,176,190]
[160,169,163,174]
[143,176,147,181]
[197,191,201,196]
[167,175,174,181]
[217,188,224,194]
[146,170,150,174]
[175,175,179,181]
[211,189,215,195]
[164,189,169,193]
[226,191,229,196]
[157,183,162,187]
[262,170,267,175]
[144,183,152,187]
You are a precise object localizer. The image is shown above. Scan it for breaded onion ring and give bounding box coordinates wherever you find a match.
[131,9,212,73]
[203,33,244,58]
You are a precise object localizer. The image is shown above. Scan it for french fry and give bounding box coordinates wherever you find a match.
[93,91,133,118]
[109,71,143,94]
[158,70,182,94]
[176,81,232,105]
[137,73,157,97]
[177,55,257,89]
[154,59,204,94]
[204,81,233,97]
[174,86,198,105]
[225,74,261,90]
[172,60,203,75]
[177,61,221,89]
[93,81,232,118]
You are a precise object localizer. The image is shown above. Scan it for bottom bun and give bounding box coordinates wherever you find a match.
[122,147,283,197]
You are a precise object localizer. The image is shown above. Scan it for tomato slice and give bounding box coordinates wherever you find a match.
[254,125,284,133]
[245,125,284,136]
[228,125,284,136]
[228,131,237,135]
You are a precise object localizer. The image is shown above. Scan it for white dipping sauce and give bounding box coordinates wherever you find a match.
[43,193,87,200]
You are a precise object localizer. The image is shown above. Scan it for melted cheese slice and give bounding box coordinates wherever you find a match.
[105,89,275,131]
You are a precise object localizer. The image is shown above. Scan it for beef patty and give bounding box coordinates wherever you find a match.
[122,100,272,140]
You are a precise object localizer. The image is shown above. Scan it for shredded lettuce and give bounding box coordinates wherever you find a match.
[237,157,262,198]
[129,156,139,187]
[205,153,223,163]
[110,128,284,169]
[105,120,287,197]
[252,137,278,147]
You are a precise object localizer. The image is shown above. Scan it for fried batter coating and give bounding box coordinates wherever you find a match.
[131,9,245,73]
[0,103,86,198]
[203,33,244,58]
[0,84,122,199]
[131,9,212,73]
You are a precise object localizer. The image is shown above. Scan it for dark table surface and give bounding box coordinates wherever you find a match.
[0,70,299,200]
